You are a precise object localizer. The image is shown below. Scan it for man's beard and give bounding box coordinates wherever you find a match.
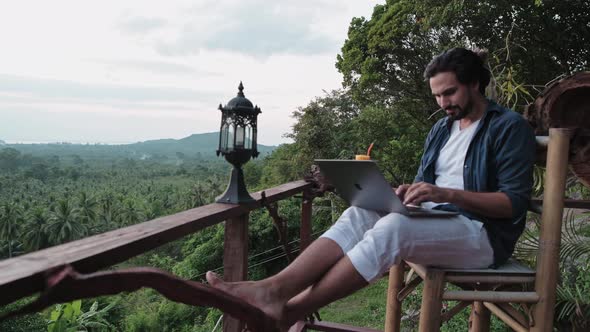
[446,93,474,121]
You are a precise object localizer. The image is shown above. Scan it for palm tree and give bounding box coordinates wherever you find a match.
[44,199,87,245]
[98,193,117,231]
[190,182,206,208]
[22,207,50,251]
[119,199,144,226]
[77,192,98,226]
[0,203,23,258]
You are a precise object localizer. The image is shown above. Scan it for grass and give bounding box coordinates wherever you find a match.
[317,278,389,330]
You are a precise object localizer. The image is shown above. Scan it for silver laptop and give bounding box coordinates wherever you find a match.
[315,159,459,217]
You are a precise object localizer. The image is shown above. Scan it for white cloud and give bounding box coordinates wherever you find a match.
[0,0,383,144]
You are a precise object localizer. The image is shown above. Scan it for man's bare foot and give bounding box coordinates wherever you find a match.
[206,271,286,323]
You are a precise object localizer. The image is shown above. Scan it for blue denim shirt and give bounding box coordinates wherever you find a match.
[415,100,536,266]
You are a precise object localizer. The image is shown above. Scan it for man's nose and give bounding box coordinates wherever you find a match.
[438,96,451,109]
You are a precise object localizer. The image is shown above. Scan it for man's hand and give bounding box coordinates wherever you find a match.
[395,184,411,201]
[403,182,450,205]
[397,182,513,218]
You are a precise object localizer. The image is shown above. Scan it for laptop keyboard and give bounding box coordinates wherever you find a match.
[406,205,427,212]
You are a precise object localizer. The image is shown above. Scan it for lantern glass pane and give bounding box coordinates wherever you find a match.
[227,125,234,150]
[245,125,252,149]
[220,123,228,150]
[236,126,245,148]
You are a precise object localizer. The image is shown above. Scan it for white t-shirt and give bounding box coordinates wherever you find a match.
[422,119,480,209]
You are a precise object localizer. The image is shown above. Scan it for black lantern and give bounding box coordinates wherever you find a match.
[216,82,261,204]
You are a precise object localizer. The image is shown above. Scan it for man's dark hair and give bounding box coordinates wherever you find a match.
[424,47,491,95]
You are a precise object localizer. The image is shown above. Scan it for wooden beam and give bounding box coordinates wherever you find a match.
[483,302,528,332]
[405,262,427,280]
[441,301,470,323]
[300,191,313,253]
[470,301,491,332]
[397,274,422,302]
[445,275,535,284]
[223,213,249,332]
[385,263,405,332]
[532,128,573,332]
[442,291,539,303]
[530,198,590,210]
[418,270,445,332]
[0,180,311,306]
[495,303,529,328]
[305,321,382,332]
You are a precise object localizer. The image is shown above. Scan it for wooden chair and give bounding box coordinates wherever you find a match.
[384,128,579,332]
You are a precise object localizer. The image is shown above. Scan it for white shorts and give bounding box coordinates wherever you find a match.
[320,206,494,282]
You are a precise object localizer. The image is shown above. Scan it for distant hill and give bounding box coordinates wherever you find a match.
[0,139,5,145]
[128,132,276,158]
[5,132,276,160]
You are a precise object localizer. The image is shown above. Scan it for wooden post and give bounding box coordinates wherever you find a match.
[223,213,249,332]
[469,301,490,332]
[300,192,313,253]
[418,270,445,332]
[385,262,406,332]
[531,128,573,332]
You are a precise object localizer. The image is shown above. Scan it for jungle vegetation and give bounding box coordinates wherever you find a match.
[1,0,589,331]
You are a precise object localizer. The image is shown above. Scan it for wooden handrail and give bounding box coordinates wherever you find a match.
[0,180,312,307]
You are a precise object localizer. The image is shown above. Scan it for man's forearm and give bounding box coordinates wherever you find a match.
[446,189,512,219]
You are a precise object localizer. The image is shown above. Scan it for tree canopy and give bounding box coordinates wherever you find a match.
[336,0,590,112]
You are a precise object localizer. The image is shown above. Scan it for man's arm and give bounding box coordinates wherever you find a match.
[398,113,536,220]
[401,183,512,218]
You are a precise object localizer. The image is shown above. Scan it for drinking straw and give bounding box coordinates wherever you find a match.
[367,142,375,157]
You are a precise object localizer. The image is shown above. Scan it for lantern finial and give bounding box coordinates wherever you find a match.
[238,81,245,97]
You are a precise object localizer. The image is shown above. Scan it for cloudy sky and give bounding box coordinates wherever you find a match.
[0,0,382,145]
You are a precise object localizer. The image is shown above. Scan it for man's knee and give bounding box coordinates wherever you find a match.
[373,213,410,234]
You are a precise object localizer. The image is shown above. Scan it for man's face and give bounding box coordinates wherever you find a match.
[429,71,478,121]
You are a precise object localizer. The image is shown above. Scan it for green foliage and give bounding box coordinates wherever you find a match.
[283,89,360,172]
[3,1,590,331]
[350,105,427,185]
[44,199,88,245]
[47,300,116,332]
[173,225,225,280]
[516,210,590,330]
[0,298,46,332]
[122,309,159,332]
[22,207,50,251]
[337,0,590,113]
[0,202,24,258]
[259,143,304,187]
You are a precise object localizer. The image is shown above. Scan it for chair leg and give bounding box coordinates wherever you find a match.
[418,269,445,332]
[469,301,491,332]
[531,128,572,332]
[385,262,406,332]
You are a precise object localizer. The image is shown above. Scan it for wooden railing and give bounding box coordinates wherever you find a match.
[0,180,314,332]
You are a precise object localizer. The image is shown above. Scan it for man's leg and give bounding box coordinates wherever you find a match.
[284,255,368,326]
[207,207,381,321]
[283,212,494,324]
[343,212,494,282]
[207,237,344,321]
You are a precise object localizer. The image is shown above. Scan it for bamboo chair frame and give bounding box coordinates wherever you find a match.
[384,128,581,332]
